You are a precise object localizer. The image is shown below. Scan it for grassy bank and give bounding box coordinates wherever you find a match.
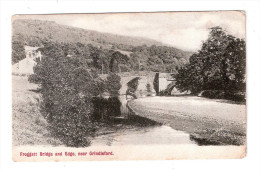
[12,75,63,146]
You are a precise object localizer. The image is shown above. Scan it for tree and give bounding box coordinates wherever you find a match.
[222,37,246,92]
[153,73,159,95]
[29,42,104,147]
[175,26,246,98]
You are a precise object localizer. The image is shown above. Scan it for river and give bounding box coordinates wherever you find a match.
[91,125,198,146]
[90,95,199,146]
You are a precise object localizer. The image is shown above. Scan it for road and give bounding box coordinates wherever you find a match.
[128,96,246,145]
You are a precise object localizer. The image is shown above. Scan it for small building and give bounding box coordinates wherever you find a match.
[12,46,42,75]
[24,46,42,61]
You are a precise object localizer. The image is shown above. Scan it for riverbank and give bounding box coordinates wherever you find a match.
[12,75,63,146]
[12,74,246,147]
[128,96,246,145]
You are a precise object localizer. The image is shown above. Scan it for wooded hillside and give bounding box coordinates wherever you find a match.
[12,19,193,73]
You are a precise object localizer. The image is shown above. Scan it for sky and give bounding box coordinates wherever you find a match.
[15,11,246,52]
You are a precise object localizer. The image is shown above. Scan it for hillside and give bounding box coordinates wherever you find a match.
[12,19,193,73]
[12,19,165,48]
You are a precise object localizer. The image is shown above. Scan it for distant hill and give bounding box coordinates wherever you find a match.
[12,19,193,73]
[12,19,165,48]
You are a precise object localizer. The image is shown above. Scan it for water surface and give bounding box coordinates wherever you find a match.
[91,125,198,146]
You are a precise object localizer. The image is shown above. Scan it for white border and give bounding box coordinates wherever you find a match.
[1,0,259,170]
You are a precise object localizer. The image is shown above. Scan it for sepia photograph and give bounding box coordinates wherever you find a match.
[11,11,247,161]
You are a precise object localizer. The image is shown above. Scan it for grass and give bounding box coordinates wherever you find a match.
[12,75,63,146]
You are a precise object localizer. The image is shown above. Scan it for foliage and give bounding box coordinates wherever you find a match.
[127,77,140,92]
[200,90,225,99]
[153,73,159,95]
[28,43,106,147]
[106,73,122,97]
[175,27,246,100]
[12,40,25,64]
[125,77,140,99]
[127,45,191,73]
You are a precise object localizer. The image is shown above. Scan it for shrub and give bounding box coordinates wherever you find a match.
[201,90,225,99]
[200,90,245,102]
[146,83,152,96]
[224,91,246,102]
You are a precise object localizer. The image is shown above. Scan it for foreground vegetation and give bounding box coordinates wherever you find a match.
[12,75,63,146]
[28,43,123,147]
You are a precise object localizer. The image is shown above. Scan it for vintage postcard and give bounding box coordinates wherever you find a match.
[12,11,246,161]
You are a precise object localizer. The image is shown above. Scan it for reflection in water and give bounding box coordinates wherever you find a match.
[189,135,222,146]
[119,95,129,118]
[92,94,220,146]
[91,125,198,146]
[91,95,200,146]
